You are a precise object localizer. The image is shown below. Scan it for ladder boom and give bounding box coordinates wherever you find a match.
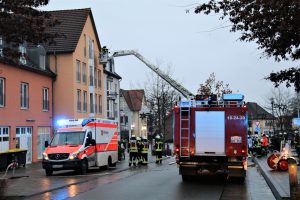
[112,50,194,98]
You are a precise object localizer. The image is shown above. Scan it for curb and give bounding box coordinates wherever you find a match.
[252,157,288,200]
[4,156,171,199]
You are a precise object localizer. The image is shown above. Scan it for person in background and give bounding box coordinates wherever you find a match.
[247,135,253,157]
[141,136,149,165]
[154,135,163,164]
[128,135,138,167]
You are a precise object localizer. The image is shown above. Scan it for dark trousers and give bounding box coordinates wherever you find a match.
[129,152,138,166]
[155,151,162,163]
[142,153,148,164]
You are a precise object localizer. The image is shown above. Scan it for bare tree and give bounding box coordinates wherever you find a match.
[144,64,180,141]
[265,87,294,132]
[197,73,232,98]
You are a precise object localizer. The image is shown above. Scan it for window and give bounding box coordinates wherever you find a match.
[0,127,9,152]
[42,88,49,111]
[88,39,94,59]
[0,36,3,57]
[82,63,87,84]
[98,95,102,114]
[19,45,27,65]
[0,78,5,107]
[76,60,81,82]
[40,54,45,70]
[94,68,97,88]
[20,82,29,109]
[90,93,94,113]
[84,34,86,58]
[98,70,101,88]
[83,91,87,112]
[95,94,97,113]
[89,66,93,86]
[77,89,81,112]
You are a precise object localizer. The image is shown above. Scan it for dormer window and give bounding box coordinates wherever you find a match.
[19,44,27,65]
[40,54,45,70]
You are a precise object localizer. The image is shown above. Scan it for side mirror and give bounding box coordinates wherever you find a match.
[91,139,96,146]
[45,141,49,148]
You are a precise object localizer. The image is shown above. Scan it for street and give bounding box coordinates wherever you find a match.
[17,157,275,200]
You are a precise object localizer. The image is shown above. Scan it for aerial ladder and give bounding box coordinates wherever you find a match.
[100,48,194,99]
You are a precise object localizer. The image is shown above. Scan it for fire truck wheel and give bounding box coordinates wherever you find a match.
[277,159,288,171]
[80,160,88,175]
[45,169,53,176]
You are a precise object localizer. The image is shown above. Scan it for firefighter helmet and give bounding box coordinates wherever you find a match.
[136,137,141,141]
[155,135,161,139]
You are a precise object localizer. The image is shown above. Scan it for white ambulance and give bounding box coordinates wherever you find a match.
[42,118,118,176]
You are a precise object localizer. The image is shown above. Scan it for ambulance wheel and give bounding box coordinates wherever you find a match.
[277,159,288,171]
[108,156,116,167]
[45,169,53,176]
[79,160,88,175]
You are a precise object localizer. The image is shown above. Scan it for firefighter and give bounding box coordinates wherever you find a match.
[141,136,149,165]
[128,135,138,166]
[261,134,269,156]
[136,137,143,165]
[154,135,163,164]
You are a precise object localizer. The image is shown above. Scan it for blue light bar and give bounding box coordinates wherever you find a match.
[222,94,244,101]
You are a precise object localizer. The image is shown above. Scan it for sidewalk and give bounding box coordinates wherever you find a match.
[253,150,300,200]
[0,152,167,199]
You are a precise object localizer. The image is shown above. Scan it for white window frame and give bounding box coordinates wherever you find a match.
[19,45,27,65]
[42,87,49,111]
[0,127,9,152]
[20,82,29,109]
[0,78,4,107]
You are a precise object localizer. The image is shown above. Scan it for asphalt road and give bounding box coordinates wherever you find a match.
[25,158,275,200]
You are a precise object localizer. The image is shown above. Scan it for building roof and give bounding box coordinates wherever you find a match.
[247,102,274,120]
[45,8,101,54]
[104,69,122,80]
[121,89,145,112]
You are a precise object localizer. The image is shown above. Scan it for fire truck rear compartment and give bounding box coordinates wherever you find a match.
[179,156,245,177]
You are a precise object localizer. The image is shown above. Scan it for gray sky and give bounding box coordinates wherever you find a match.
[44,0,296,104]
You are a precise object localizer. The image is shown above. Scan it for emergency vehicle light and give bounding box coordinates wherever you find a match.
[57,119,68,127]
[222,94,244,101]
[82,118,95,126]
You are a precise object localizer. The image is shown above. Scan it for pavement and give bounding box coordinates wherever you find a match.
[253,149,300,200]
[0,152,168,199]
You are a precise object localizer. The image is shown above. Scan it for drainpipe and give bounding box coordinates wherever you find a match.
[51,51,57,136]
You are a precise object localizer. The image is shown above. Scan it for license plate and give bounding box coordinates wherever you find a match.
[231,136,242,143]
[52,165,63,168]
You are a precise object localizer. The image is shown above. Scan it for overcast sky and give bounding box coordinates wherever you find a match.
[44,0,296,104]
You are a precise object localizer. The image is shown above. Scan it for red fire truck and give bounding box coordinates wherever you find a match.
[173,94,248,181]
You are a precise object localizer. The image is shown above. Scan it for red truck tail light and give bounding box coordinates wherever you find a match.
[241,145,247,155]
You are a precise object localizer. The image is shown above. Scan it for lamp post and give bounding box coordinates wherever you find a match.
[271,98,276,136]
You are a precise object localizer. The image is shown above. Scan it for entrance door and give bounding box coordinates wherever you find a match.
[16,127,32,164]
[0,127,9,152]
[37,127,50,159]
